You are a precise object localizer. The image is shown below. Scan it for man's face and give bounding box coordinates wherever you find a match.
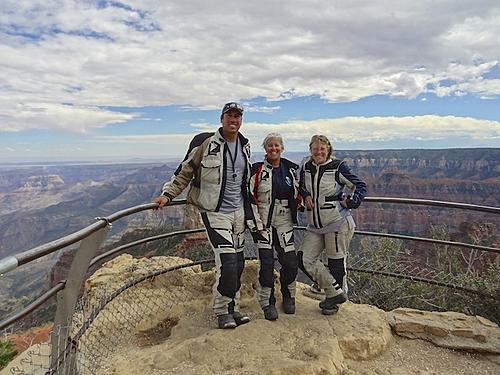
[221,109,242,136]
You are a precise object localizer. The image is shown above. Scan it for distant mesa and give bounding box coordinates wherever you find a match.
[17,175,65,192]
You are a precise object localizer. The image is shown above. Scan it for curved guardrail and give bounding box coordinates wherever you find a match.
[0,201,183,273]
[0,196,498,375]
[0,282,66,331]
[363,196,500,214]
[2,197,498,275]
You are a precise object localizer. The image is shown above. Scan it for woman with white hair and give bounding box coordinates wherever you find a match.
[298,135,367,315]
[247,133,301,321]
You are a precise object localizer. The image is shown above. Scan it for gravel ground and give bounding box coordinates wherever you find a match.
[346,335,499,375]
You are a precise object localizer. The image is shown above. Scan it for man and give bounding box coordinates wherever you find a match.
[154,102,253,329]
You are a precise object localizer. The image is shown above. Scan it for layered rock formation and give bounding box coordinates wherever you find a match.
[336,148,500,180]
[17,175,65,192]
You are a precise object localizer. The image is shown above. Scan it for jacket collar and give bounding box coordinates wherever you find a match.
[263,157,278,169]
[311,157,333,167]
[263,157,298,170]
[216,127,249,146]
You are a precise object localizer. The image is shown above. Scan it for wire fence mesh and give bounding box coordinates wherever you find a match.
[64,260,211,375]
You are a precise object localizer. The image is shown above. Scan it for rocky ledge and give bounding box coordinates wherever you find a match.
[3,255,499,375]
[87,255,499,375]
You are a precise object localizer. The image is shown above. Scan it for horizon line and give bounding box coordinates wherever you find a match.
[0,147,498,167]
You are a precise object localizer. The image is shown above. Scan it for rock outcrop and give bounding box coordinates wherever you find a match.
[17,175,65,192]
[387,308,500,354]
[84,256,497,375]
[83,256,393,375]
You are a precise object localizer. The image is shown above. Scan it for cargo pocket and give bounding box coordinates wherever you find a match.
[198,158,222,210]
[200,158,222,184]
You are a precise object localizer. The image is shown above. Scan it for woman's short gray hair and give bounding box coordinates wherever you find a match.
[262,133,284,150]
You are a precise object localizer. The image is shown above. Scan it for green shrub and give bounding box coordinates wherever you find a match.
[349,230,500,324]
[0,340,17,370]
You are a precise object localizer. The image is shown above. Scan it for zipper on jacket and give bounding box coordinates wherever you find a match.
[241,142,251,210]
[310,165,320,228]
[266,165,276,228]
[288,165,299,225]
[314,165,323,228]
[215,142,228,211]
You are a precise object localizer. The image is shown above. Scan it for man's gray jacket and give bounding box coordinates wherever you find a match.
[162,128,252,213]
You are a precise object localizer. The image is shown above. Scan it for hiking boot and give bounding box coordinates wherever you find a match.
[263,305,278,321]
[319,291,348,310]
[282,297,296,314]
[321,304,339,315]
[232,311,250,326]
[217,314,237,329]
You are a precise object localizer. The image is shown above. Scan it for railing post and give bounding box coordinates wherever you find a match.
[49,223,111,374]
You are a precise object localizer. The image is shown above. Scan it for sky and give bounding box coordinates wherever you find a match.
[1,0,499,162]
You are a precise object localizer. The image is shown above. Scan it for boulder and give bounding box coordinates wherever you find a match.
[387,308,500,354]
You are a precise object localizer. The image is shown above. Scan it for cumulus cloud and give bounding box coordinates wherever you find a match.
[94,115,500,150]
[93,133,195,144]
[1,1,500,132]
[91,133,198,156]
[235,116,500,148]
[0,101,137,132]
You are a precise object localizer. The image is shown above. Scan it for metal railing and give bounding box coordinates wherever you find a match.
[2,197,498,276]
[0,197,498,374]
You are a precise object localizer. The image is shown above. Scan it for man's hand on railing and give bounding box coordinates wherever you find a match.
[153,195,170,209]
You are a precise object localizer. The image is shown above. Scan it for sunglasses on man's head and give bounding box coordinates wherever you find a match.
[223,102,244,113]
